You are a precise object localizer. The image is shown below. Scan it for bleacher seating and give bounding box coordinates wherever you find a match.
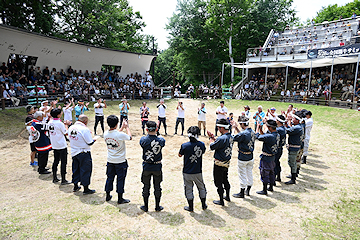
[247,17,360,63]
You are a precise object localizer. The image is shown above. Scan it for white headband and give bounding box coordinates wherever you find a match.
[238,121,249,124]
[276,116,286,123]
[188,133,199,139]
[291,113,302,121]
[216,124,230,129]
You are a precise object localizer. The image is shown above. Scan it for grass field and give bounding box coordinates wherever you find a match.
[0,99,359,239]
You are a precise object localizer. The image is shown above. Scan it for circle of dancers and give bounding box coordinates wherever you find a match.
[25,98,313,212]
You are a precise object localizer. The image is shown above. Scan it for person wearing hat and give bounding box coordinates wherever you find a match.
[119,99,130,127]
[215,101,228,136]
[275,115,287,182]
[255,119,279,195]
[74,100,89,121]
[243,105,251,119]
[31,111,52,174]
[232,116,256,198]
[139,121,166,212]
[68,114,98,194]
[253,106,265,131]
[178,126,207,212]
[25,116,37,166]
[208,118,234,206]
[302,111,313,164]
[284,111,304,185]
[266,107,277,121]
[94,98,107,135]
[48,108,71,184]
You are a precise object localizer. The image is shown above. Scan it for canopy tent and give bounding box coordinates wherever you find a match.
[232,56,360,69]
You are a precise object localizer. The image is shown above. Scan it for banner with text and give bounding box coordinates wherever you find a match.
[308,44,360,59]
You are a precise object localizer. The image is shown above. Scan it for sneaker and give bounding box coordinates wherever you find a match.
[30,162,34,166]
[33,161,38,166]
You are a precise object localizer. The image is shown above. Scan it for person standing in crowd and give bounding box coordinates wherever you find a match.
[140,101,150,135]
[139,121,166,212]
[156,99,167,135]
[197,103,207,136]
[104,115,132,204]
[74,100,89,121]
[243,105,251,119]
[178,126,207,212]
[25,116,37,166]
[48,108,71,185]
[215,101,228,136]
[94,98,107,135]
[227,113,234,134]
[275,115,287,182]
[253,105,265,131]
[232,116,256,198]
[63,98,75,127]
[302,111,313,164]
[68,115,98,194]
[295,111,306,176]
[284,111,303,185]
[255,120,279,195]
[208,118,233,206]
[119,98,130,127]
[40,100,52,122]
[31,111,52,174]
[266,107,277,121]
[174,101,185,135]
[26,105,35,118]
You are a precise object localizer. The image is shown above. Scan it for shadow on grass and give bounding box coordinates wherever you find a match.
[223,202,256,219]
[190,209,226,228]
[301,167,324,176]
[268,189,301,203]
[300,173,328,185]
[243,195,277,209]
[307,153,322,158]
[108,201,145,218]
[147,210,185,226]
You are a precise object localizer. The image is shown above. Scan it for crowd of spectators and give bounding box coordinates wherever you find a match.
[248,16,360,57]
[0,59,154,107]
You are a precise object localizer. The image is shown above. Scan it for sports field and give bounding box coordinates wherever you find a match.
[0,99,359,239]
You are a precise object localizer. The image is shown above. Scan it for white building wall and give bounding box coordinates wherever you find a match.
[0,25,155,76]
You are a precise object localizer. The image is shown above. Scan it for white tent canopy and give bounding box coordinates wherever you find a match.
[232,56,360,69]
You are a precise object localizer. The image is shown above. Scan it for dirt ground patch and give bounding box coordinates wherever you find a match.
[0,99,359,239]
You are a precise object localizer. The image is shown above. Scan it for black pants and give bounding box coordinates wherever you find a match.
[141,170,163,198]
[52,148,68,178]
[94,115,104,134]
[175,117,184,134]
[259,159,275,184]
[274,148,283,176]
[141,119,148,131]
[105,161,128,193]
[213,164,230,196]
[158,117,167,134]
[120,115,128,128]
[38,151,49,173]
[72,152,92,186]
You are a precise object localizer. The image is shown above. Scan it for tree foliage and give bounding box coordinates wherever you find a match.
[314,0,360,23]
[0,0,55,35]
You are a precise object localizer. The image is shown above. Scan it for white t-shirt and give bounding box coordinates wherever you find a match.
[198,107,206,121]
[63,107,73,122]
[177,106,185,118]
[267,112,277,121]
[216,106,228,120]
[26,126,34,143]
[48,119,67,149]
[68,121,94,157]
[158,104,166,118]
[104,130,131,164]
[94,103,105,116]
[305,117,313,139]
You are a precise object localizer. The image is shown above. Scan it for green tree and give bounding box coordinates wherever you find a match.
[55,0,150,52]
[314,0,360,23]
[0,0,56,35]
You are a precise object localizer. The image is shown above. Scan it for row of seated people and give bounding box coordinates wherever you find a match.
[0,60,154,107]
